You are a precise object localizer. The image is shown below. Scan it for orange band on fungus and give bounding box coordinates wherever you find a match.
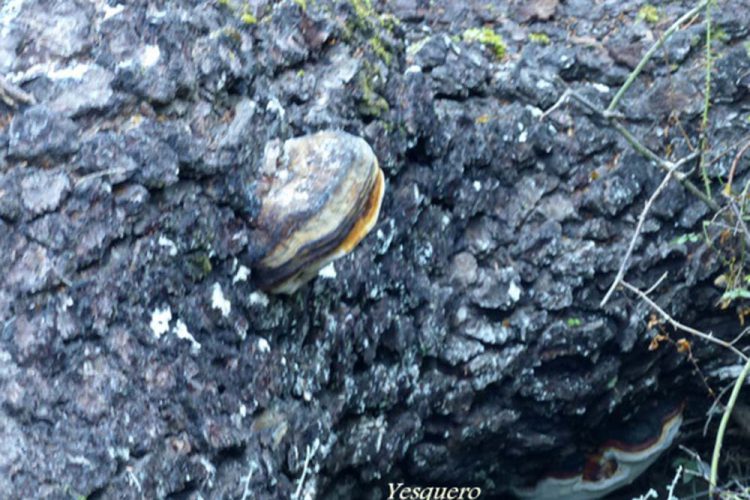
[513,400,684,500]
[252,131,385,294]
[333,165,384,256]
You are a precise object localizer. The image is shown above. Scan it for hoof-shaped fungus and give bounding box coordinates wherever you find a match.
[252,130,385,294]
[513,400,684,500]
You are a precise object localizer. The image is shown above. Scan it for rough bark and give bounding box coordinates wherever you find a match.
[1,0,749,498]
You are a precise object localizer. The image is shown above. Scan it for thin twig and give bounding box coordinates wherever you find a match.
[607,0,710,113]
[668,464,684,500]
[645,271,669,296]
[724,139,750,196]
[699,0,714,198]
[679,444,709,475]
[292,440,320,500]
[601,162,686,306]
[728,326,750,347]
[710,355,750,497]
[240,460,259,500]
[558,90,719,211]
[609,119,676,169]
[544,1,721,213]
[539,88,572,121]
[634,489,659,500]
[606,120,716,209]
[620,280,750,362]
[727,198,750,250]
[703,381,736,437]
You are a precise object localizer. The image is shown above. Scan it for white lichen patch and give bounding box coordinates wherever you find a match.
[455,305,469,323]
[374,219,395,255]
[173,319,201,352]
[101,3,125,20]
[67,455,93,467]
[318,262,337,279]
[535,78,553,90]
[150,306,172,338]
[248,291,269,307]
[257,337,271,353]
[140,44,161,68]
[526,105,543,118]
[62,295,74,311]
[47,62,91,80]
[508,281,522,302]
[198,457,216,489]
[106,446,130,461]
[266,97,285,118]
[232,265,251,284]
[211,283,231,317]
[374,416,387,453]
[146,4,167,19]
[416,242,434,266]
[157,235,178,256]
[413,184,422,204]
[118,44,161,70]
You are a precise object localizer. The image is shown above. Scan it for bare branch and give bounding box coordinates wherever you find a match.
[703,381,735,437]
[726,198,750,250]
[607,0,710,113]
[543,88,719,211]
[601,162,686,306]
[292,440,321,500]
[724,139,750,196]
[644,271,669,296]
[539,88,572,121]
[710,355,750,497]
[667,464,683,500]
[620,280,749,362]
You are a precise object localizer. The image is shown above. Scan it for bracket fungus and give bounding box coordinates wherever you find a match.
[513,400,684,500]
[251,130,385,294]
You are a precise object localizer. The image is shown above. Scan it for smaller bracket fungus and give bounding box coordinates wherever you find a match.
[513,400,684,500]
[252,130,385,294]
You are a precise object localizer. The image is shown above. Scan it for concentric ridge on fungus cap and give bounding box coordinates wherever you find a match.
[513,399,685,500]
[252,130,385,294]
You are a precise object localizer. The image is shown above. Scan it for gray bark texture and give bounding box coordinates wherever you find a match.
[1,0,750,498]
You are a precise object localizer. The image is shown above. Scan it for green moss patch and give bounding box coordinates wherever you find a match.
[637,5,660,24]
[528,32,550,45]
[462,27,506,59]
